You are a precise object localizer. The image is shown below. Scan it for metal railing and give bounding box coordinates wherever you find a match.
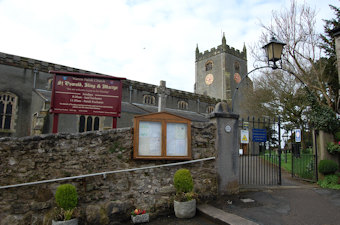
[0,157,215,189]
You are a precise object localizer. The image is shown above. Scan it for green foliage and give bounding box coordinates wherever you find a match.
[307,93,340,132]
[64,209,74,221]
[327,142,340,154]
[318,160,339,175]
[174,191,198,202]
[317,174,340,190]
[55,184,78,211]
[334,131,340,142]
[173,169,194,193]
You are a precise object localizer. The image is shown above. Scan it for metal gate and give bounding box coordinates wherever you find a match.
[239,117,282,186]
[290,143,317,182]
[238,116,318,186]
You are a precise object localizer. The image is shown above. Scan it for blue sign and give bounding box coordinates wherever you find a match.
[295,129,301,143]
[252,129,267,142]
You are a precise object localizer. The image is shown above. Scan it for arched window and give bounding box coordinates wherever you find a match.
[143,95,155,105]
[79,115,101,133]
[178,100,188,110]
[0,92,18,131]
[205,61,213,71]
[206,106,215,113]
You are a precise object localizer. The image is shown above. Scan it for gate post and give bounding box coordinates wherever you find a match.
[210,102,240,195]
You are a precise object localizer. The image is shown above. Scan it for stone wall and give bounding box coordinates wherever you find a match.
[0,122,217,225]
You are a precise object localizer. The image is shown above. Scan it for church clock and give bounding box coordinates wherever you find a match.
[205,74,214,85]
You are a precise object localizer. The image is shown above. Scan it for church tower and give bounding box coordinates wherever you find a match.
[194,33,248,110]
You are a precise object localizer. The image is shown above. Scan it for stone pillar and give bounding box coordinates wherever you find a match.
[210,102,240,195]
[154,80,170,112]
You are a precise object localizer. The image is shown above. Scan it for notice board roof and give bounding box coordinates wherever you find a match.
[49,71,126,80]
[134,111,191,122]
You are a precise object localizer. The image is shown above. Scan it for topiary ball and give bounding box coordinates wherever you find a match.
[55,184,78,210]
[318,160,339,175]
[173,169,194,193]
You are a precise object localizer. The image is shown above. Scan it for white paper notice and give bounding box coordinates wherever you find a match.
[138,121,162,156]
[166,123,187,156]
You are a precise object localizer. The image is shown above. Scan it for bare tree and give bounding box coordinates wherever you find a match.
[251,0,337,113]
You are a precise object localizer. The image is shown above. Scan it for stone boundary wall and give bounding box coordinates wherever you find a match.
[0,122,217,225]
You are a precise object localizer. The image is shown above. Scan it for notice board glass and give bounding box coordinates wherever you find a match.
[166,123,188,156]
[138,121,162,156]
[133,112,191,160]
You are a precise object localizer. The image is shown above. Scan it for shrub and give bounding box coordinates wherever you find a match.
[173,169,194,193]
[318,160,339,175]
[327,142,340,154]
[317,174,340,189]
[334,131,340,142]
[55,184,78,210]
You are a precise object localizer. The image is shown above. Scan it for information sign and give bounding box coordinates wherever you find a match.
[252,129,267,142]
[50,72,123,117]
[295,129,301,143]
[133,112,192,160]
[241,130,249,144]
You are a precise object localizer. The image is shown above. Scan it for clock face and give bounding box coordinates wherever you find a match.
[205,74,214,85]
[234,73,241,84]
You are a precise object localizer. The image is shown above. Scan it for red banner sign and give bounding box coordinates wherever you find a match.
[50,73,123,117]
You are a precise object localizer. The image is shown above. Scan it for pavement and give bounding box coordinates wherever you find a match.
[123,172,340,225]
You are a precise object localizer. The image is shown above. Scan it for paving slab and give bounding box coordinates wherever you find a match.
[197,204,259,225]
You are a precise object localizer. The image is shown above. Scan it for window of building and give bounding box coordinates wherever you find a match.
[234,61,240,72]
[205,61,213,71]
[178,100,188,110]
[206,106,215,113]
[143,95,156,105]
[47,78,54,90]
[79,115,100,133]
[0,92,18,132]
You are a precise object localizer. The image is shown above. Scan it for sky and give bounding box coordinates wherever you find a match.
[0,0,338,92]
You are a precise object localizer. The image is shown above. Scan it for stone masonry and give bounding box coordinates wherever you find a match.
[0,122,217,225]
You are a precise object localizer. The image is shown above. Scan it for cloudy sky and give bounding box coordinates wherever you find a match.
[0,0,338,92]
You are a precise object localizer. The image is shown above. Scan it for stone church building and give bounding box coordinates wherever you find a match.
[0,34,249,137]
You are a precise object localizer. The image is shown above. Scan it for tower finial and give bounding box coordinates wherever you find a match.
[243,42,247,59]
[222,32,226,46]
[222,32,226,51]
[196,44,199,60]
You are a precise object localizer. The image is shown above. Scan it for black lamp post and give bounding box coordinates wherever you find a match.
[231,36,286,112]
[262,36,286,70]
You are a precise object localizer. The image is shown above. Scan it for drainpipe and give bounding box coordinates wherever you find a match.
[33,68,38,89]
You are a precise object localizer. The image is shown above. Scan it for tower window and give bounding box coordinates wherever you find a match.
[234,61,240,72]
[0,92,18,132]
[178,100,188,110]
[79,115,101,133]
[143,95,156,105]
[205,61,213,71]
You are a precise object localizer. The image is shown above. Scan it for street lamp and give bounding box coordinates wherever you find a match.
[231,36,286,112]
[262,36,286,70]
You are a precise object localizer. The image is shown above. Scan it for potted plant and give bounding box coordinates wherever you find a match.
[173,168,197,219]
[131,208,149,224]
[52,184,79,225]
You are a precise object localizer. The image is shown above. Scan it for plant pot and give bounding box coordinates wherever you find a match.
[52,218,78,225]
[131,213,149,224]
[174,199,196,219]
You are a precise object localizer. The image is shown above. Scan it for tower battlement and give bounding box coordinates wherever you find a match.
[195,34,247,62]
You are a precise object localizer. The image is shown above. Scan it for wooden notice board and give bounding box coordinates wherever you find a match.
[133,112,191,160]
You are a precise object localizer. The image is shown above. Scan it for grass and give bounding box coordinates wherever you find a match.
[261,150,316,180]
